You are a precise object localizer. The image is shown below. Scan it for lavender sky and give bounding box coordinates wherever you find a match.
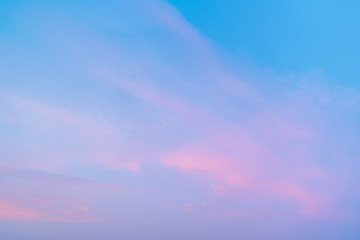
[1,0,360,239]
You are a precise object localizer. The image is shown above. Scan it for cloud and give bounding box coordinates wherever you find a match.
[0,92,113,139]
[39,0,358,219]
[90,151,141,173]
[163,137,325,217]
[0,199,97,223]
[0,0,359,225]
[0,164,123,191]
[0,164,123,223]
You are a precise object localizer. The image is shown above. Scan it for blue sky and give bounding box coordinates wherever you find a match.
[169,0,360,85]
[1,0,360,239]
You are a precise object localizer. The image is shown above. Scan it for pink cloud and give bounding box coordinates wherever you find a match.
[163,145,249,188]
[267,182,322,216]
[0,199,97,223]
[0,200,44,222]
[163,119,328,217]
[0,164,124,223]
[0,0,350,224]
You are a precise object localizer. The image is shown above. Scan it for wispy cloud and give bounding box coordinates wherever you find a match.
[0,0,359,229]
[0,199,97,223]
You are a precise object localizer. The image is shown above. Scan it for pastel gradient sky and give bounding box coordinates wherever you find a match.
[1,0,360,239]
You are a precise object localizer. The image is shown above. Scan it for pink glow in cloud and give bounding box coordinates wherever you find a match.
[267,182,322,216]
[164,145,249,187]
[163,117,328,217]
[0,1,358,233]
[0,200,44,222]
[45,0,341,220]
[0,164,123,223]
[164,145,324,216]
[77,20,331,216]
[0,199,97,223]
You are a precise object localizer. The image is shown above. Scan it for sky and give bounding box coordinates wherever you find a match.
[0,0,360,239]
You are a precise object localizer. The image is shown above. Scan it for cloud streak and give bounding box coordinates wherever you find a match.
[0,1,359,237]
